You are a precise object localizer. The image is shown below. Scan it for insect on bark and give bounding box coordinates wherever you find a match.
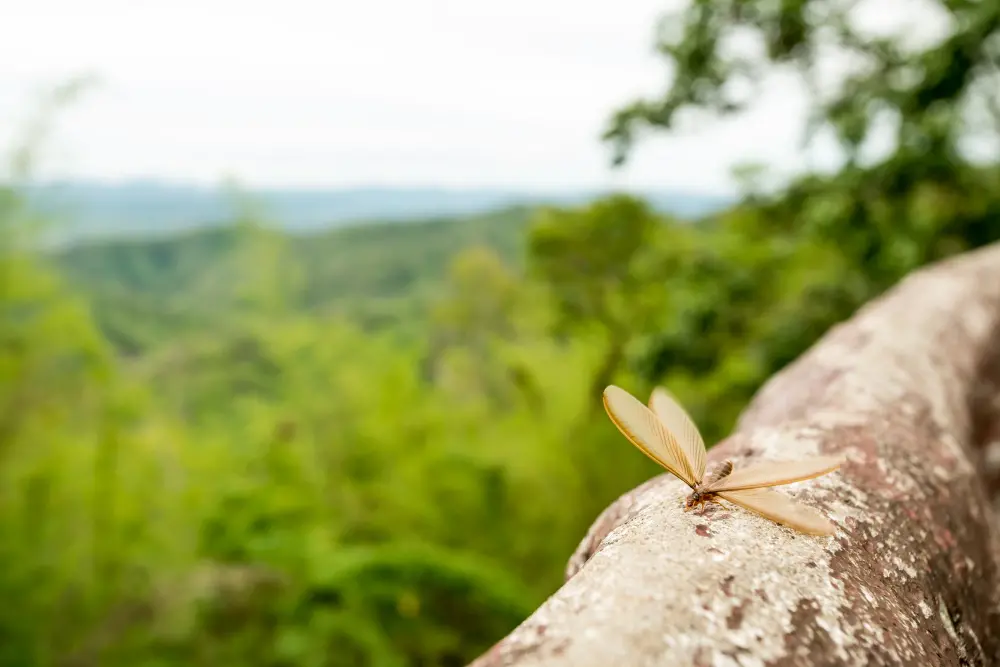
[602,385,845,535]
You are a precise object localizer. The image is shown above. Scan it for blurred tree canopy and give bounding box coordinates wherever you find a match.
[3,2,1000,666]
[601,0,1000,408]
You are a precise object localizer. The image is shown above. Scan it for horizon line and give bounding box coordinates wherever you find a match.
[15,176,736,199]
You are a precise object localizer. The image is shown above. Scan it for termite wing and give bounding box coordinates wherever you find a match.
[603,385,844,535]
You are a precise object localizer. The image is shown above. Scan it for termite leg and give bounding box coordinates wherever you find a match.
[697,497,718,516]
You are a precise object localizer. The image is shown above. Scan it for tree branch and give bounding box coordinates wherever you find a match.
[470,241,1000,666]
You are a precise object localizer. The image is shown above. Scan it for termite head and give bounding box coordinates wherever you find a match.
[684,491,703,511]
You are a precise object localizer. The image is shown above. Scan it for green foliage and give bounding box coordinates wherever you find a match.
[602,0,1000,429]
[526,195,688,411]
[603,0,1000,164]
[528,195,660,329]
[55,207,534,353]
[4,183,666,666]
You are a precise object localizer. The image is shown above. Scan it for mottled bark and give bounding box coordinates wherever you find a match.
[470,242,1000,667]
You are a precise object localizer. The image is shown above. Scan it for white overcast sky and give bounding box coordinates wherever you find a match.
[0,0,947,194]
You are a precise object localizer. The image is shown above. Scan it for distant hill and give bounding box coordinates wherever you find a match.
[53,206,540,354]
[22,180,732,244]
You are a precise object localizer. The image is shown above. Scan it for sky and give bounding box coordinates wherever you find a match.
[0,0,947,194]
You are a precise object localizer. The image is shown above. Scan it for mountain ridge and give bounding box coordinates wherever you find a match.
[20,180,733,245]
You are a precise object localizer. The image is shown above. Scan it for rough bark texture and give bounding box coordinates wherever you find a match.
[469,242,1000,667]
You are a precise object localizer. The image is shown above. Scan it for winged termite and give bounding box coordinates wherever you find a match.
[602,384,844,535]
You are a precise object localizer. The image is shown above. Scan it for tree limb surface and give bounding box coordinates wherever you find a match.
[470,242,1000,667]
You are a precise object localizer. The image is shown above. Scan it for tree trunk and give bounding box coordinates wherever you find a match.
[469,242,1000,666]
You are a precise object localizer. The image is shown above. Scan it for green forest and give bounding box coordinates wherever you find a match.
[4,1,1000,666]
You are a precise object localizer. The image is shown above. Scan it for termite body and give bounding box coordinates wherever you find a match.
[683,459,733,512]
